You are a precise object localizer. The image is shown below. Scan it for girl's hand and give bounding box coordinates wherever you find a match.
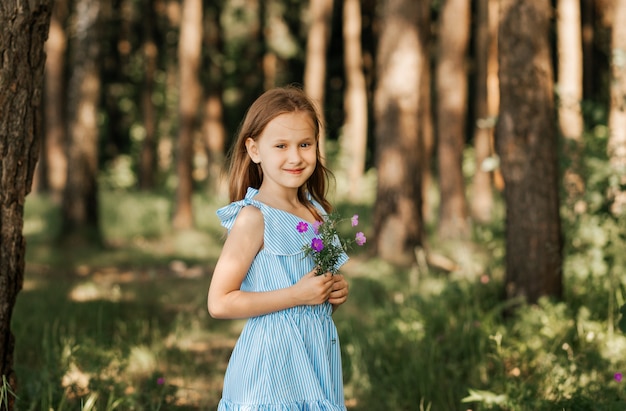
[292,269,335,306]
[328,274,349,308]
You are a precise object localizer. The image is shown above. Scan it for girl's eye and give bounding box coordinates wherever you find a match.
[300,143,311,148]
[275,144,286,149]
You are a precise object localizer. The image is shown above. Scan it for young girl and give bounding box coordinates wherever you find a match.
[208,86,350,410]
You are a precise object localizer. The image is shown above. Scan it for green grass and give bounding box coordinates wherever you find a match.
[10,186,626,410]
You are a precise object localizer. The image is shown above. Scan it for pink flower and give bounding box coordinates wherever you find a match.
[615,373,623,382]
[351,214,359,227]
[312,220,322,234]
[355,232,366,246]
[296,221,308,233]
[311,238,324,252]
[157,377,165,385]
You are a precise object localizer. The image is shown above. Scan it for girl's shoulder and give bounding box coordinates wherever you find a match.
[216,187,265,231]
[217,187,318,256]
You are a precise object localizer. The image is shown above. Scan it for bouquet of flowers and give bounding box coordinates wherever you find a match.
[296,213,366,275]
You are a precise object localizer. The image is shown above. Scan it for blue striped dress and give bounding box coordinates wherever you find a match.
[216,187,348,411]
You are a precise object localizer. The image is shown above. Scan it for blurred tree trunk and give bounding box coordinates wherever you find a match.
[436,0,471,240]
[259,0,276,90]
[304,0,333,159]
[581,0,595,101]
[100,0,131,160]
[497,0,563,304]
[173,0,202,229]
[156,0,180,177]
[138,0,158,190]
[342,0,368,200]
[608,0,626,215]
[373,0,427,265]
[419,46,435,224]
[488,0,503,192]
[203,3,227,197]
[62,0,102,244]
[584,0,612,103]
[0,0,51,407]
[471,0,494,223]
[416,1,434,224]
[42,0,68,201]
[231,0,264,114]
[557,0,585,207]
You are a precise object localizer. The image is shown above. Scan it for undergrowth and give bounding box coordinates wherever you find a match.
[8,118,626,410]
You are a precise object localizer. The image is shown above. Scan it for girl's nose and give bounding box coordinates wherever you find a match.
[287,147,302,163]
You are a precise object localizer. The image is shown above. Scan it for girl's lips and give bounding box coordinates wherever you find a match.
[284,168,304,174]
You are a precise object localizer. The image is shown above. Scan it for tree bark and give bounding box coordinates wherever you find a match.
[488,0,503,192]
[436,0,471,240]
[0,0,51,407]
[173,0,202,229]
[557,0,585,205]
[203,4,227,197]
[42,0,68,201]
[373,0,427,265]
[62,0,102,244]
[471,0,494,223]
[342,0,368,200]
[304,0,333,159]
[497,0,563,304]
[608,0,626,215]
[419,39,435,224]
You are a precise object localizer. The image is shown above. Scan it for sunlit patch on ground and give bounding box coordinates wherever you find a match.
[68,281,123,302]
[61,363,91,398]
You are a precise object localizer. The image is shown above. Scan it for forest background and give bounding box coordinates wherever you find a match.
[2,0,626,410]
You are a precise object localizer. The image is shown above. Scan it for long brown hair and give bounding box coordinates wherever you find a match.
[225,86,333,215]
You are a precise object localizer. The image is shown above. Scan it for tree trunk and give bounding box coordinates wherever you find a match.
[203,4,227,197]
[471,0,494,223]
[436,0,471,240]
[557,0,585,205]
[488,0,503,192]
[497,0,563,304]
[581,0,595,101]
[0,1,51,407]
[608,0,626,215]
[173,0,202,229]
[373,0,427,265]
[42,0,68,201]
[260,0,277,91]
[342,0,368,200]
[304,0,333,159]
[138,0,158,190]
[62,0,102,244]
[418,25,437,225]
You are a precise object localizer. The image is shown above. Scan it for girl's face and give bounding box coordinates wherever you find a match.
[245,111,318,192]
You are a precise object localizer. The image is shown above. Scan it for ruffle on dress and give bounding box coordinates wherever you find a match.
[218,399,347,411]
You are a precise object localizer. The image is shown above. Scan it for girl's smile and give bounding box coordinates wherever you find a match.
[284,168,305,174]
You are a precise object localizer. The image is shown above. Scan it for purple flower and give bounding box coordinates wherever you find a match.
[157,377,165,385]
[351,214,359,227]
[355,232,366,246]
[312,221,322,234]
[296,221,308,233]
[615,373,623,382]
[311,238,324,252]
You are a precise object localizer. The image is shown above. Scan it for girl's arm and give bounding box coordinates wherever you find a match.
[207,205,336,320]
